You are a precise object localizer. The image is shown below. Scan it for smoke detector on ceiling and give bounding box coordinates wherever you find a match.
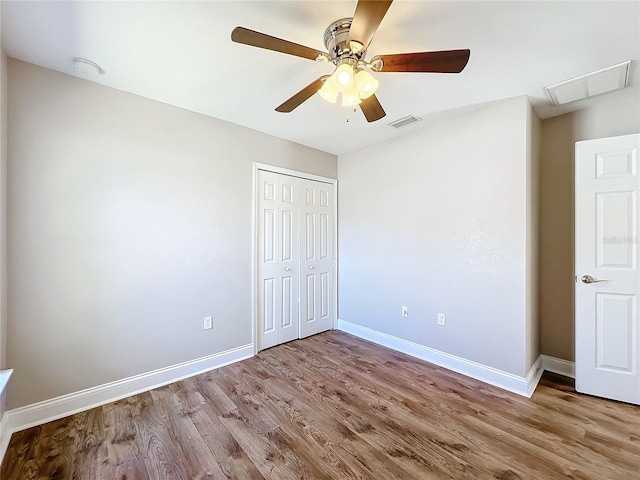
[73,58,105,76]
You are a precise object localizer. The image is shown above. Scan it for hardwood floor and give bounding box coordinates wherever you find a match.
[2,331,639,479]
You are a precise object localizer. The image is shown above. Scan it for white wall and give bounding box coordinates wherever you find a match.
[338,96,534,378]
[539,91,640,361]
[7,59,337,409]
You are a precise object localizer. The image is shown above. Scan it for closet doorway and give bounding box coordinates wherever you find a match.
[253,164,337,351]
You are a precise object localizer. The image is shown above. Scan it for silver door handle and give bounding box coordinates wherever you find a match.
[309,266,315,270]
[284,267,291,271]
[581,275,608,284]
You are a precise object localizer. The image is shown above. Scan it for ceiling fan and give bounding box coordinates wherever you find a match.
[231,0,470,123]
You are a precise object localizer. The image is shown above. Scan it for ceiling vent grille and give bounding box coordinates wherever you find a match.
[544,61,631,107]
[388,115,422,128]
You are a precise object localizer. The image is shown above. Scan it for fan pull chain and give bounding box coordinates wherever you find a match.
[345,106,358,123]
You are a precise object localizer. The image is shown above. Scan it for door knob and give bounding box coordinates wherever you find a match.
[309,266,315,270]
[581,275,608,284]
[284,267,291,271]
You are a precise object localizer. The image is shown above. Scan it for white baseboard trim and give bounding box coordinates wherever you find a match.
[0,369,13,464]
[526,355,544,397]
[0,413,10,470]
[0,370,13,398]
[1,343,253,455]
[540,354,575,378]
[337,319,540,398]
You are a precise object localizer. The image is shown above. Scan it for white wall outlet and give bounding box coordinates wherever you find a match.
[437,313,446,326]
[401,306,409,317]
[203,316,213,330]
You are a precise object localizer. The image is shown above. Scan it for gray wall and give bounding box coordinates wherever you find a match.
[1,28,8,420]
[5,54,638,411]
[539,92,640,361]
[338,96,535,378]
[6,59,337,409]
[526,102,541,372]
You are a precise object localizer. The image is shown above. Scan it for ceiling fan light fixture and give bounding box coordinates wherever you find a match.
[231,1,471,123]
[341,92,362,107]
[333,63,355,91]
[318,79,339,103]
[355,69,379,99]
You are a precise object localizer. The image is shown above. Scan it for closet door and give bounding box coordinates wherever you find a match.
[299,179,335,338]
[257,170,299,350]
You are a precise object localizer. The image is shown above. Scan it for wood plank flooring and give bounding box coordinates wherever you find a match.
[2,331,639,479]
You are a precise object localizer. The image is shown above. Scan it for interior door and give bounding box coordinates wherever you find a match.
[257,170,299,350]
[575,133,640,405]
[299,179,335,338]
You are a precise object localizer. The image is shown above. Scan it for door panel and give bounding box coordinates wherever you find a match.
[257,170,299,349]
[596,293,635,372]
[321,272,329,318]
[276,175,299,345]
[575,133,640,405]
[281,275,294,328]
[281,210,293,262]
[305,213,316,260]
[305,273,316,322]
[320,214,329,259]
[263,278,275,334]
[263,209,276,262]
[300,179,335,338]
[596,191,636,269]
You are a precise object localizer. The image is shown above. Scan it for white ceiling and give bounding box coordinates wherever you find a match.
[2,1,639,155]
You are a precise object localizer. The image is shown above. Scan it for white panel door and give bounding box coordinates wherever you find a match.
[299,179,335,339]
[575,133,640,405]
[257,170,299,350]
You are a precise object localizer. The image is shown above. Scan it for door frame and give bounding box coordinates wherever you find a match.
[252,162,338,354]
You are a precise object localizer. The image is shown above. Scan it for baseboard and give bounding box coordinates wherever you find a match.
[0,413,9,469]
[526,355,544,397]
[540,354,575,378]
[0,369,13,464]
[0,370,13,398]
[337,319,540,398]
[1,343,253,448]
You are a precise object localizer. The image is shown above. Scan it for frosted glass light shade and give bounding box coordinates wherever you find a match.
[318,78,339,103]
[341,92,362,107]
[333,64,354,92]
[355,70,379,99]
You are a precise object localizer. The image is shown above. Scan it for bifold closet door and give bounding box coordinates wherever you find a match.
[299,180,335,338]
[257,170,300,350]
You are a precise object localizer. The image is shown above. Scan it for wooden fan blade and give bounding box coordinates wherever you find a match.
[371,49,471,73]
[347,1,393,52]
[232,26,326,61]
[360,94,386,123]
[275,76,328,113]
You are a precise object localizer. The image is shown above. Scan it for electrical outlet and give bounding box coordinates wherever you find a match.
[437,313,446,326]
[203,316,213,330]
[401,306,409,317]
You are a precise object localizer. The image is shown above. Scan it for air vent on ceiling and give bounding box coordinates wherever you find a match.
[544,61,630,107]
[388,115,422,129]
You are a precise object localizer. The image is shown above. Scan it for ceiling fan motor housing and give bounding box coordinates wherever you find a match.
[323,18,365,62]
